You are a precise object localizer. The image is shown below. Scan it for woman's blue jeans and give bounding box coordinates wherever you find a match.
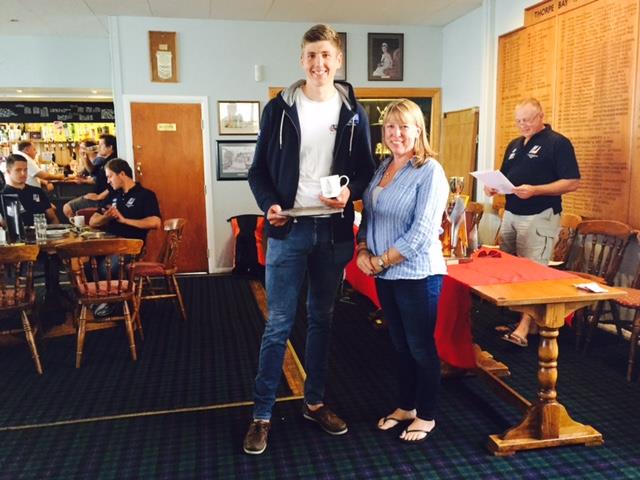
[252,217,353,420]
[375,275,443,420]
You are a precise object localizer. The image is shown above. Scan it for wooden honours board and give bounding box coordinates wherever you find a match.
[496,0,640,227]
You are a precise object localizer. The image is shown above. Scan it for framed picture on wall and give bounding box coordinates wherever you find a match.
[217,140,256,180]
[335,32,347,81]
[367,33,404,81]
[217,101,260,135]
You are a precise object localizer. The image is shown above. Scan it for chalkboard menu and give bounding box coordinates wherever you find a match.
[0,102,115,123]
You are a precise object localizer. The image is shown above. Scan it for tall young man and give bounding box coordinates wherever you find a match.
[244,24,375,455]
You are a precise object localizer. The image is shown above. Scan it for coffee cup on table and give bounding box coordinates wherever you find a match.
[320,175,349,198]
[72,215,85,228]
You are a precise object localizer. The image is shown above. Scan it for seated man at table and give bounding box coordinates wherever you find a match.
[2,154,60,226]
[88,158,161,317]
[89,157,161,242]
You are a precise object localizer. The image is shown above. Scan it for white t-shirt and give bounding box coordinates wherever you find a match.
[294,88,342,208]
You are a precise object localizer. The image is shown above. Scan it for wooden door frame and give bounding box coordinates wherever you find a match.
[121,95,215,273]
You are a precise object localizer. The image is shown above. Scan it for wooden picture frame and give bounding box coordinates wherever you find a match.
[336,32,347,81]
[149,31,178,83]
[217,101,260,135]
[217,140,256,180]
[368,33,404,81]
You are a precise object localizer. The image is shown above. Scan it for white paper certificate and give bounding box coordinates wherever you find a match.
[470,170,515,194]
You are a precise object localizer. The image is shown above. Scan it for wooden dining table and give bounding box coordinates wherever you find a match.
[471,275,625,455]
[345,246,626,455]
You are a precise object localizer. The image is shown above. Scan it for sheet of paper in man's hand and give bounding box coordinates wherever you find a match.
[470,170,515,194]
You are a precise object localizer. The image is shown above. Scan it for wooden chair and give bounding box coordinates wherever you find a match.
[606,254,640,381]
[130,219,188,332]
[0,244,43,374]
[548,212,582,267]
[56,238,144,368]
[465,202,484,252]
[564,220,635,351]
[493,207,506,246]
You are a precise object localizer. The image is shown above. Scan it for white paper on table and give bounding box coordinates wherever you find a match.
[574,282,608,293]
[470,170,515,194]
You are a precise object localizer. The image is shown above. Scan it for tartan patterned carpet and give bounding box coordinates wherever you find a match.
[0,276,639,479]
[0,275,292,428]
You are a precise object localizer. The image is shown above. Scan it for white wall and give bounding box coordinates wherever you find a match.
[110,16,443,270]
[441,7,483,113]
[0,35,111,89]
[439,0,539,243]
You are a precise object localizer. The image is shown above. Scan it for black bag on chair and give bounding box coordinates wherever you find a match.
[228,214,266,279]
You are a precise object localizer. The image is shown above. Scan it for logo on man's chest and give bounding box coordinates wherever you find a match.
[125,198,136,208]
[508,148,517,160]
[527,145,542,158]
[32,194,40,203]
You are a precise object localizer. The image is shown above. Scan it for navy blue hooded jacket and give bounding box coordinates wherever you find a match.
[248,80,375,241]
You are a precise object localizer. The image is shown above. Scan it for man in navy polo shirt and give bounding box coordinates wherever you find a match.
[2,154,60,226]
[485,98,580,347]
[89,158,161,242]
[88,158,161,318]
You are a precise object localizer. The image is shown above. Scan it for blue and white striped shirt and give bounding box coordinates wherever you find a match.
[360,156,449,280]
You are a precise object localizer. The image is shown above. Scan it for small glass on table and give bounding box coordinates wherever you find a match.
[33,214,47,242]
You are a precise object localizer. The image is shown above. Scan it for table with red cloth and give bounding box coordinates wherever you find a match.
[345,247,577,369]
[345,246,626,454]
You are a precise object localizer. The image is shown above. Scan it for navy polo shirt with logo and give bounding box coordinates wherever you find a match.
[2,184,51,226]
[500,124,580,215]
[100,183,161,241]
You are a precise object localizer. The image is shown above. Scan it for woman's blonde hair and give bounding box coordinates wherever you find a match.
[381,98,435,167]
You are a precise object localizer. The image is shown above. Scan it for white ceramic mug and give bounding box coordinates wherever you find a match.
[72,215,85,228]
[320,175,350,198]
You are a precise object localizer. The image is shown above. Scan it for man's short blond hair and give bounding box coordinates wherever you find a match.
[301,24,342,50]
[516,98,543,113]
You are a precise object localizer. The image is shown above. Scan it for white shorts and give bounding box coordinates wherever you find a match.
[499,208,560,265]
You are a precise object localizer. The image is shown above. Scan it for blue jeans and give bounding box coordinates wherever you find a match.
[375,275,443,420]
[253,217,353,420]
[95,254,135,280]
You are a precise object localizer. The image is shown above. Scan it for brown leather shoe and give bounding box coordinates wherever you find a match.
[243,420,271,455]
[302,404,348,435]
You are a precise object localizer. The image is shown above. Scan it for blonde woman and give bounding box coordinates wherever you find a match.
[357,99,448,443]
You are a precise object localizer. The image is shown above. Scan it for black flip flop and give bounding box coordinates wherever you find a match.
[399,426,435,444]
[501,331,528,347]
[377,415,407,431]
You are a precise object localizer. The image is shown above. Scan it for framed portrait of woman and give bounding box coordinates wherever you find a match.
[367,33,404,81]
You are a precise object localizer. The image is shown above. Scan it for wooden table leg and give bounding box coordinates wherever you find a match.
[487,324,603,455]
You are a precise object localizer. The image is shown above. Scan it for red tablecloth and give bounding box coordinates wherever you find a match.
[344,245,578,369]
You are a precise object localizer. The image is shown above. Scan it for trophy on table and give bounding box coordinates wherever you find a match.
[442,176,468,257]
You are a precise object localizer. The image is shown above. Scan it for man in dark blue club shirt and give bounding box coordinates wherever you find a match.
[485,98,580,347]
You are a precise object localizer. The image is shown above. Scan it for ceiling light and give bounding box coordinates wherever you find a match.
[16,89,23,93]
[91,90,98,94]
